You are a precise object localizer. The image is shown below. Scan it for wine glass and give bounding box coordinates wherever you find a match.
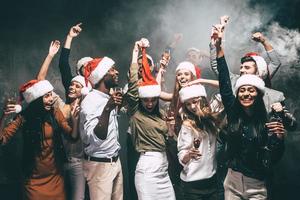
[112,87,123,117]
[193,138,201,149]
[2,91,18,122]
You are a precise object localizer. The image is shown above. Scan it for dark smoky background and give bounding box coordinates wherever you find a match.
[0,0,299,199]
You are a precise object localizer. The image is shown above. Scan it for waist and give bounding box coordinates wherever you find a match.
[229,159,265,180]
[84,154,119,163]
[181,174,217,189]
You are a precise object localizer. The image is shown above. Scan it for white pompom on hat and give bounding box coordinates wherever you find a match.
[242,52,268,79]
[76,57,93,75]
[234,74,265,94]
[84,57,115,85]
[176,61,197,77]
[138,45,161,98]
[179,84,207,103]
[71,75,92,96]
[19,80,54,104]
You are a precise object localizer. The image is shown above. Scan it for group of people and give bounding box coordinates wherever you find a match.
[0,15,297,200]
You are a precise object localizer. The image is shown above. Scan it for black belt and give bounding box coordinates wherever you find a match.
[84,154,119,163]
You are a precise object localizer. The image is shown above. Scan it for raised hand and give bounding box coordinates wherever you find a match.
[139,38,150,48]
[68,23,82,38]
[252,32,266,43]
[159,51,171,69]
[48,40,60,57]
[220,15,229,26]
[211,24,224,47]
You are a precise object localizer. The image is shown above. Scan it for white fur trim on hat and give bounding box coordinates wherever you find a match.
[234,74,265,94]
[252,56,268,79]
[22,80,54,103]
[176,61,196,77]
[179,84,207,103]
[88,57,115,85]
[138,85,161,98]
[71,75,92,95]
[76,57,93,74]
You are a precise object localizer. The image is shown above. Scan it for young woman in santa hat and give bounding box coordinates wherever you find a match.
[177,84,222,200]
[36,40,92,200]
[126,38,175,200]
[0,79,80,200]
[214,27,287,199]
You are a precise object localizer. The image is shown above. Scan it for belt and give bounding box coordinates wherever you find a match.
[84,154,119,163]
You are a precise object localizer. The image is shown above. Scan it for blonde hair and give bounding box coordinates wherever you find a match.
[180,96,220,136]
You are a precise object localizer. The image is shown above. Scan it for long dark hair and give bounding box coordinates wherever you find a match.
[138,97,163,118]
[227,90,268,142]
[20,96,66,179]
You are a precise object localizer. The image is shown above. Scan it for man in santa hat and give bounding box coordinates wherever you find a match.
[79,56,123,200]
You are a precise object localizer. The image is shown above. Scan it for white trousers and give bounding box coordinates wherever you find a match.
[135,151,176,200]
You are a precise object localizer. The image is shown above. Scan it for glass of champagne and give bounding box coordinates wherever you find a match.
[112,87,123,116]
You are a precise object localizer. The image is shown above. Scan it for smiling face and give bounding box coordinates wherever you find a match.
[140,97,159,112]
[238,85,258,108]
[103,66,119,88]
[43,91,54,111]
[68,81,83,99]
[176,69,193,87]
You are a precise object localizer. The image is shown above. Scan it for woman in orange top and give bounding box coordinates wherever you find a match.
[0,80,79,200]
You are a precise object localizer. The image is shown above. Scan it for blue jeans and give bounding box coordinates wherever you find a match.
[64,157,86,200]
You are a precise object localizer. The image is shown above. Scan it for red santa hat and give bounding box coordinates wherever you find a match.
[176,61,197,77]
[179,84,207,103]
[71,75,92,96]
[242,52,268,79]
[138,48,161,98]
[234,74,265,94]
[84,57,115,85]
[19,80,54,104]
[76,57,93,75]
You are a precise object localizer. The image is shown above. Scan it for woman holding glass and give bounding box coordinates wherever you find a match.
[177,84,221,200]
[126,38,175,200]
[0,80,79,200]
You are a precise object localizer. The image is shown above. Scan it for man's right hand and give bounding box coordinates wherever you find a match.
[106,92,123,111]
[252,32,266,43]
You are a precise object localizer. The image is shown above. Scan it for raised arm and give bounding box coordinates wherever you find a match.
[155,50,173,101]
[36,40,60,80]
[0,114,23,145]
[213,24,235,113]
[252,32,281,78]
[59,23,82,93]
[126,41,142,116]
